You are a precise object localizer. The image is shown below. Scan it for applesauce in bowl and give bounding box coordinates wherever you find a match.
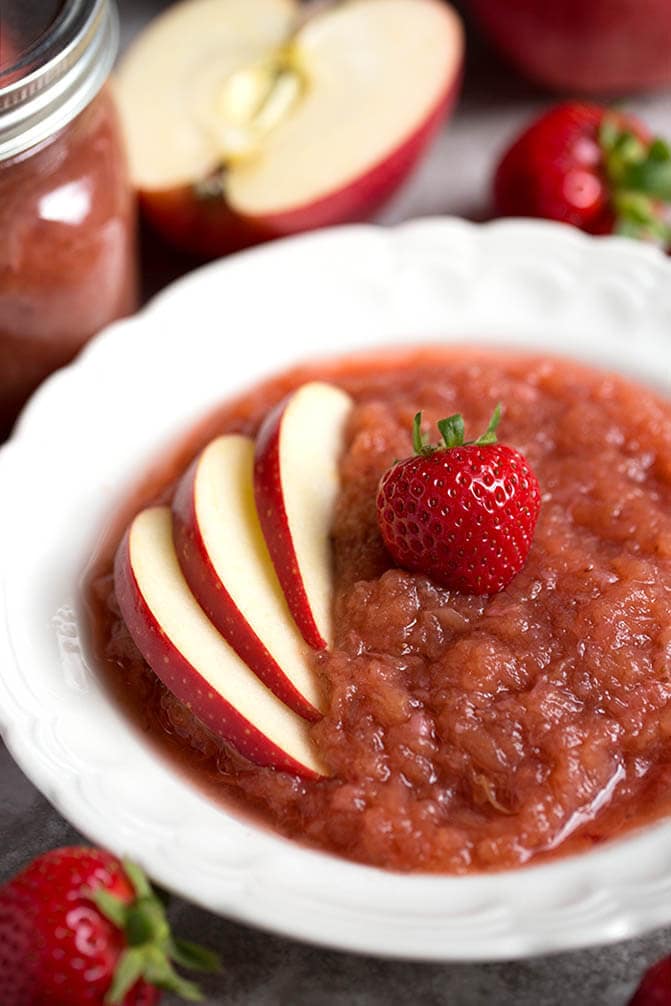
[5,219,671,959]
[87,346,671,874]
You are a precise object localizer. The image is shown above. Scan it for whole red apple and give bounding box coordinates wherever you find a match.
[468,0,671,95]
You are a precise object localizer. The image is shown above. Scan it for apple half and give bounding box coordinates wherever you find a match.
[114,505,326,778]
[254,381,352,651]
[114,0,463,258]
[173,434,323,721]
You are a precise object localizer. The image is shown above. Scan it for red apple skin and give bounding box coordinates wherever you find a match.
[468,0,671,95]
[172,455,322,722]
[254,395,327,652]
[139,70,462,260]
[114,526,323,779]
[139,187,266,260]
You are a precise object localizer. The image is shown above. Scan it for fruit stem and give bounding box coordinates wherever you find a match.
[599,114,671,249]
[86,860,220,1004]
[412,404,501,456]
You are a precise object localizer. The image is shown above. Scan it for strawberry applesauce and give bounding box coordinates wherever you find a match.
[87,348,671,873]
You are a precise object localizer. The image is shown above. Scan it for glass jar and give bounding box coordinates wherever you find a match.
[0,0,138,438]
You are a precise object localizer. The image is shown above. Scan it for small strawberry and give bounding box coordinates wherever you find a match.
[494,102,671,249]
[376,405,541,595]
[0,846,219,1006]
[629,954,671,1005]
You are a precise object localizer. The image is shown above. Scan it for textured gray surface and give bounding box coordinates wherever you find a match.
[3,1,671,1003]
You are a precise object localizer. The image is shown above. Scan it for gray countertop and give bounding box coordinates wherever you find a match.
[3,2,671,1003]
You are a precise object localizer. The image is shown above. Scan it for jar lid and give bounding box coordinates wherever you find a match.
[0,0,118,161]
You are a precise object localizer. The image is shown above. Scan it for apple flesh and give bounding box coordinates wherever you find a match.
[115,0,463,258]
[468,0,671,95]
[114,505,326,778]
[173,434,324,721]
[254,382,353,651]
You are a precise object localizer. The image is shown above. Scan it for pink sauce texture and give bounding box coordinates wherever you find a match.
[88,349,671,873]
[0,89,137,437]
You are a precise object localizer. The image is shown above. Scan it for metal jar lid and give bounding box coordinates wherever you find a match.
[0,0,119,162]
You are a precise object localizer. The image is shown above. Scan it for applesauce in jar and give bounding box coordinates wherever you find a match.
[87,348,671,874]
[0,0,137,438]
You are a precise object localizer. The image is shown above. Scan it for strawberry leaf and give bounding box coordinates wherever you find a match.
[621,158,671,201]
[86,860,220,1004]
[413,404,502,454]
[437,414,464,449]
[599,112,671,250]
[649,138,671,162]
[614,191,671,245]
[474,403,502,445]
[123,860,152,900]
[105,948,144,1005]
[412,412,435,456]
[143,949,204,1001]
[125,897,170,946]
[90,888,128,929]
[464,404,501,446]
[171,938,221,973]
[599,116,620,154]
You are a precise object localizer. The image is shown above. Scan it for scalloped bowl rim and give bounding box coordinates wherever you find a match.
[2,218,671,961]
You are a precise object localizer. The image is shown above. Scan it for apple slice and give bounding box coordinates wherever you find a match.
[114,0,463,258]
[254,382,352,651]
[114,506,326,778]
[173,434,323,721]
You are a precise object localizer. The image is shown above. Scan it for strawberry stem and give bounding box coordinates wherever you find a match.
[599,114,671,249]
[412,404,501,455]
[84,860,219,1004]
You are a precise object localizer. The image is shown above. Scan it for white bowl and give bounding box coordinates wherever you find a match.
[2,218,671,962]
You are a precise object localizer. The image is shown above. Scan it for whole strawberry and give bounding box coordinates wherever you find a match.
[0,847,218,1006]
[629,954,671,1005]
[376,405,541,595]
[494,102,671,249]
